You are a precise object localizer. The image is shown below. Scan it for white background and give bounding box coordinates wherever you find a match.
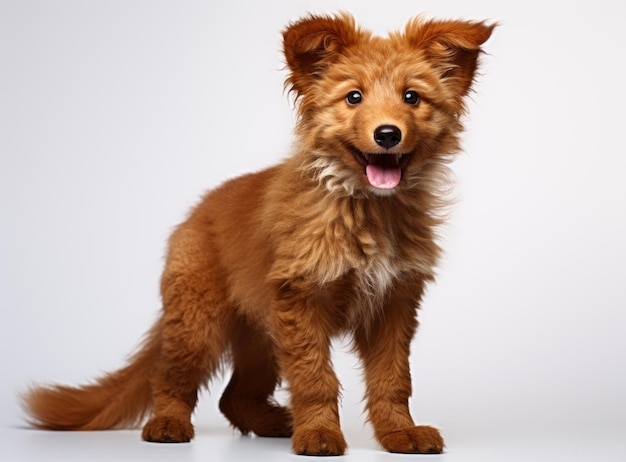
[1,1,625,461]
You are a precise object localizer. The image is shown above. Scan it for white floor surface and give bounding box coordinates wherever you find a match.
[2,422,624,462]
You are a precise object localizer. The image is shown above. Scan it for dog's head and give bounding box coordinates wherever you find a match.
[283,13,495,197]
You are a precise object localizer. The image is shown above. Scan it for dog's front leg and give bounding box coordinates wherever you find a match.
[355,286,445,454]
[271,289,347,456]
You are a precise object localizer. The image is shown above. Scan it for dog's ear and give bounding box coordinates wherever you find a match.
[405,18,496,99]
[283,13,362,98]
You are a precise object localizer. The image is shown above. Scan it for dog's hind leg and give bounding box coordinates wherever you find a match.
[219,316,292,437]
[141,226,232,443]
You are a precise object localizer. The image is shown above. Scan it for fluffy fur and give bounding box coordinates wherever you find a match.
[22,13,494,456]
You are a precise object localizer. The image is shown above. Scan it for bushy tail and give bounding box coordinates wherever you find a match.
[22,328,160,431]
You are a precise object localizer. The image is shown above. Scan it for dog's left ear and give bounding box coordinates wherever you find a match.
[283,13,363,98]
[405,18,496,99]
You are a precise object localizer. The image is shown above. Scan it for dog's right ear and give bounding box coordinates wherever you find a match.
[283,13,361,98]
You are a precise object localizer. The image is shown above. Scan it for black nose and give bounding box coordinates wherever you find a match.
[374,125,402,149]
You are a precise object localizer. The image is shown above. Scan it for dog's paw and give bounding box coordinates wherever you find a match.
[379,425,444,454]
[141,416,194,443]
[292,426,347,456]
[220,396,293,438]
[251,404,293,438]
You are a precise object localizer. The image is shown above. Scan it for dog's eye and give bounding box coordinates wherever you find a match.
[403,90,420,105]
[346,91,363,106]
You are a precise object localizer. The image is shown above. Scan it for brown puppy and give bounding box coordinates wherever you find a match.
[22,13,494,456]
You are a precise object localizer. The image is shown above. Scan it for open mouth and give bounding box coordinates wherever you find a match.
[351,149,412,189]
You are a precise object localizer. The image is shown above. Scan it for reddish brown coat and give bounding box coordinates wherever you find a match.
[23,13,494,456]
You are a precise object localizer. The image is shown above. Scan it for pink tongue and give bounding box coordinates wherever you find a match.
[366,164,402,189]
